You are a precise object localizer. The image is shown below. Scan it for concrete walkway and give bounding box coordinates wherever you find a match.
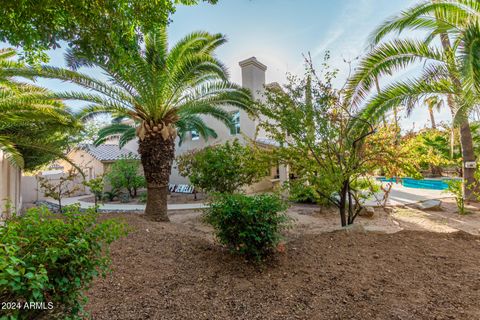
[46,196,207,211]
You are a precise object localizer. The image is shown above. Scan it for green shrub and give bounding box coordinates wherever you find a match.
[204,193,290,261]
[286,180,320,204]
[176,139,271,194]
[0,205,127,319]
[105,154,145,198]
[82,176,105,208]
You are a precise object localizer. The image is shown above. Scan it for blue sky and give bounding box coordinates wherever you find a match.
[5,0,452,130]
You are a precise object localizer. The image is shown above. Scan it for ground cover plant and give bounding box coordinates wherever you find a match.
[0,206,127,319]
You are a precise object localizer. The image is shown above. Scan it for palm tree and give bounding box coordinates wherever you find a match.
[94,114,218,148]
[23,28,252,221]
[347,0,480,199]
[0,48,79,169]
[425,96,444,129]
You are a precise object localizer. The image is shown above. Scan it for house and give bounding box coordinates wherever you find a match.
[0,150,22,216]
[60,144,140,180]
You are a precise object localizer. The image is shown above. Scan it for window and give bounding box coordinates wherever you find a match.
[230,111,240,135]
[191,130,200,141]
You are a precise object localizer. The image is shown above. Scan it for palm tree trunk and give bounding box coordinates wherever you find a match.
[428,106,436,129]
[440,32,477,200]
[138,134,175,222]
[450,128,455,159]
[459,120,476,200]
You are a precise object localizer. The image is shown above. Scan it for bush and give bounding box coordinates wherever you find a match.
[82,176,105,207]
[0,205,127,319]
[204,193,290,261]
[176,140,271,194]
[105,154,145,198]
[286,180,321,204]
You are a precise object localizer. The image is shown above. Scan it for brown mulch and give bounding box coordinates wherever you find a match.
[86,214,480,320]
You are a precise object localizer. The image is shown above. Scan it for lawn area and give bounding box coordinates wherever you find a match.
[86,209,480,320]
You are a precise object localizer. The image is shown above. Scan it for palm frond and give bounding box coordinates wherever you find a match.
[347,39,443,106]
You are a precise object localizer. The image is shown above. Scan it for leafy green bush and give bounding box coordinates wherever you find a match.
[286,180,321,204]
[0,205,127,319]
[82,176,105,208]
[105,154,145,198]
[204,193,290,261]
[176,140,271,194]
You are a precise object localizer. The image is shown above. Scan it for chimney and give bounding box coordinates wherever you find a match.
[239,57,267,100]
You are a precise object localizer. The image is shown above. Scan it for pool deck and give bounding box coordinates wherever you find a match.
[365,183,452,207]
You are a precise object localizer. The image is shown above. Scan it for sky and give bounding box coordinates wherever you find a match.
[4,0,453,130]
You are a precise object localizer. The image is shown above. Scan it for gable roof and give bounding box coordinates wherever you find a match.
[80,144,140,162]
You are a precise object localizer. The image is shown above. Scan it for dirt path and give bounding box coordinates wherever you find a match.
[86,210,480,320]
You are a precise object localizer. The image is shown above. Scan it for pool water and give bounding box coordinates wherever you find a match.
[377,177,454,190]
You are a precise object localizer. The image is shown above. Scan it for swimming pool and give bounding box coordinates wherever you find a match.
[377,177,456,190]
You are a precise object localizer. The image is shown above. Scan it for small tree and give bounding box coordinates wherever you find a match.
[37,168,81,212]
[254,54,379,227]
[83,176,105,210]
[105,155,145,198]
[176,140,271,194]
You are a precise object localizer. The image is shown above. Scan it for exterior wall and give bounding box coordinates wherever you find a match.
[21,175,39,206]
[0,151,22,217]
[59,149,106,180]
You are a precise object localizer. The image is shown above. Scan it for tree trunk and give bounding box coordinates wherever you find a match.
[459,121,476,201]
[450,127,455,159]
[339,181,348,227]
[429,106,436,129]
[439,32,477,201]
[138,133,176,222]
